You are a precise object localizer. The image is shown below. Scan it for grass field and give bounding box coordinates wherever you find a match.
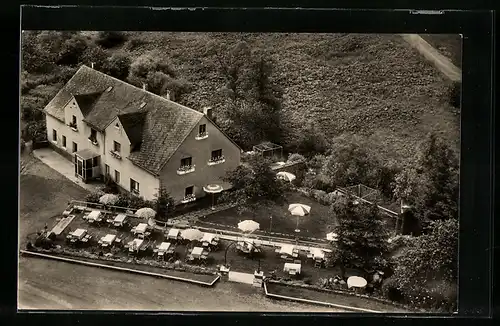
[202,191,335,239]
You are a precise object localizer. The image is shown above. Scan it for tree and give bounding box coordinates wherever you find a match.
[95,31,128,48]
[100,53,131,80]
[292,122,328,158]
[220,155,287,217]
[56,34,89,65]
[155,186,175,222]
[388,219,458,311]
[394,133,459,227]
[331,196,389,278]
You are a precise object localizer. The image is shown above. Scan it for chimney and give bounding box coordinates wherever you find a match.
[166,90,171,101]
[203,107,213,120]
[142,83,146,91]
[91,62,94,69]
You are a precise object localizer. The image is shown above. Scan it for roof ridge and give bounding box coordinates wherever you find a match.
[82,65,204,117]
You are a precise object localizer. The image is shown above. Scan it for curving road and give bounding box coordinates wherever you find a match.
[400,34,462,82]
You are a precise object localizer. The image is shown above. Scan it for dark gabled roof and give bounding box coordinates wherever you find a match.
[118,111,147,152]
[43,65,205,175]
[73,92,103,117]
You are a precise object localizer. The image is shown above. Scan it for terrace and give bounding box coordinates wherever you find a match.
[32,202,345,285]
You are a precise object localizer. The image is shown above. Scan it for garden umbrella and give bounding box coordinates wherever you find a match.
[135,207,156,219]
[347,276,367,289]
[180,228,204,241]
[203,184,224,210]
[326,232,338,242]
[276,171,296,182]
[99,194,119,205]
[288,203,311,233]
[238,220,260,233]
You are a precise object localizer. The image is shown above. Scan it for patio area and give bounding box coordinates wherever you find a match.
[33,204,343,285]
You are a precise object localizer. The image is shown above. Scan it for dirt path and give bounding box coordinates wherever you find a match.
[400,34,461,82]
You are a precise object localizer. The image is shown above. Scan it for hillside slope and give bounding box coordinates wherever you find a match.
[115,32,459,164]
[26,32,459,165]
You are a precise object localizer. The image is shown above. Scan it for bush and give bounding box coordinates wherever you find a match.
[85,190,105,203]
[382,277,404,302]
[103,173,119,194]
[56,35,89,65]
[95,31,128,48]
[80,44,109,67]
[123,37,149,51]
[24,120,47,142]
[287,153,306,163]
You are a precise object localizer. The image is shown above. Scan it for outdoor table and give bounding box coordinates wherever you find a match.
[113,214,128,227]
[167,228,180,240]
[87,210,102,222]
[70,228,87,240]
[201,233,215,246]
[157,242,171,253]
[134,223,148,235]
[309,248,325,260]
[279,244,298,257]
[283,262,302,275]
[191,247,205,259]
[127,238,144,252]
[347,276,367,289]
[100,234,117,246]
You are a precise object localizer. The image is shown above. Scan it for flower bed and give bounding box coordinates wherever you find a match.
[265,280,413,313]
[26,245,219,284]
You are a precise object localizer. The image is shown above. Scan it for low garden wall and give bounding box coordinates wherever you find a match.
[264,279,417,313]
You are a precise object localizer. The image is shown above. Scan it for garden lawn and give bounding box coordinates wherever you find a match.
[265,282,409,313]
[201,192,335,239]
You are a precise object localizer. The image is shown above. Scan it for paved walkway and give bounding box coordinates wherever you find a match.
[228,271,255,285]
[32,148,100,193]
[400,34,462,82]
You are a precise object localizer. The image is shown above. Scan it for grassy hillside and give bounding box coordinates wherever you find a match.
[22,32,460,166]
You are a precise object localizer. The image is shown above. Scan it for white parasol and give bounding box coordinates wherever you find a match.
[347,276,367,289]
[203,184,224,209]
[288,203,311,233]
[135,207,156,219]
[276,171,296,182]
[238,220,260,233]
[180,228,204,241]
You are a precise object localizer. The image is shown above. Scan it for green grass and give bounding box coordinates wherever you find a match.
[202,192,335,239]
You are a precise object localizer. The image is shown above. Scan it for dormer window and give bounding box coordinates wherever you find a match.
[106,86,113,92]
[139,102,147,109]
[195,124,208,140]
[69,115,78,131]
[115,123,120,129]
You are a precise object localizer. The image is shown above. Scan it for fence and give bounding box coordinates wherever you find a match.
[69,200,138,215]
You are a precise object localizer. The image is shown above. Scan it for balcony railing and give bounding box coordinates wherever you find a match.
[207,156,225,166]
[88,136,98,146]
[68,122,78,131]
[109,150,122,159]
[176,164,195,175]
[195,131,208,140]
[181,194,196,204]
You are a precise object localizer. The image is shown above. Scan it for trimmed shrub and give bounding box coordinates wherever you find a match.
[85,190,105,203]
[287,153,306,163]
